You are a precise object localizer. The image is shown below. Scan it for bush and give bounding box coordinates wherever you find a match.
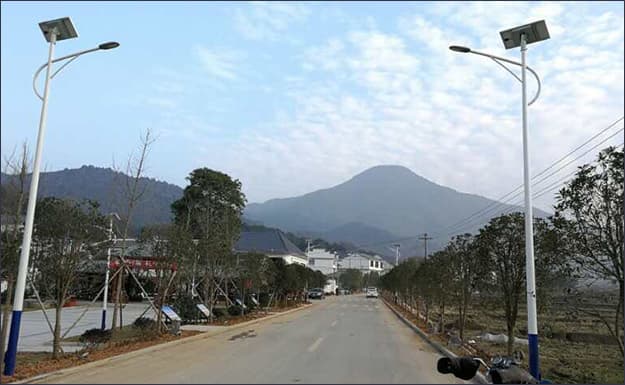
[227,305,243,316]
[133,316,157,330]
[212,307,225,318]
[173,295,199,322]
[258,292,271,307]
[79,328,111,346]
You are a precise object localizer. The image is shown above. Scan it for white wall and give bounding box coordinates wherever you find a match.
[307,248,337,275]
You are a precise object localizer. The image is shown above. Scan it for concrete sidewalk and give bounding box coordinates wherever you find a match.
[2,302,158,352]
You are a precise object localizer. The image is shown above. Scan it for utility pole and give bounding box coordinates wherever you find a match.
[392,244,400,266]
[418,233,433,261]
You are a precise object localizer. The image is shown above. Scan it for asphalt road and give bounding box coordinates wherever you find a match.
[39,294,461,384]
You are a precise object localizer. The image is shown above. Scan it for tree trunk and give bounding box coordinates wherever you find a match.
[155,272,164,333]
[111,266,123,330]
[459,300,467,341]
[506,321,514,356]
[616,281,624,355]
[440,301,445,335]
[53,304,63,359]
[459,287,469,341]
[0,277,14,374]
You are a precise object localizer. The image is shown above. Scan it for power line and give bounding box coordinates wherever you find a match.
[352,120,624,251]
[498,142,624,217]
[434,126,624,238]
[428,117,623,238]
[440,132,623,238]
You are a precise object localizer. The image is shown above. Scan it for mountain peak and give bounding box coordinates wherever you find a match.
[349,165,426,184]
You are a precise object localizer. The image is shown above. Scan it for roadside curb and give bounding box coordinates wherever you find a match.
[15,303,313,384]
[382,298,488,384]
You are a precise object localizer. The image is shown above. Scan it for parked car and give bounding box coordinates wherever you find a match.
[365,287,378,298]
[308,288,325,300]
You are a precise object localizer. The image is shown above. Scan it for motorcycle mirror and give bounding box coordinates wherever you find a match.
[437,357,480,380]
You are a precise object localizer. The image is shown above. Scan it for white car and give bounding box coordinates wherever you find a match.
[366,287,378,298]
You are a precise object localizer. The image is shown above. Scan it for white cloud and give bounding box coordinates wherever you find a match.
[234,2,309,41]
[208,2,623,213]
[194,46,244,80]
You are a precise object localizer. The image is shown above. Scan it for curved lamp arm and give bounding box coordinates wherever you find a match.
[450,46,542,106]
[33,42,120,100]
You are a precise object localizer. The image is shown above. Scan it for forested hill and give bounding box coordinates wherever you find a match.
[0,165,183,234]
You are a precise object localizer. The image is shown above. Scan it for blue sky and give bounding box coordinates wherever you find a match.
[2,1,623,210]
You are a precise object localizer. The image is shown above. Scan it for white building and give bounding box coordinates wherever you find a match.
[338,252,391,275]
[306,248,338,276]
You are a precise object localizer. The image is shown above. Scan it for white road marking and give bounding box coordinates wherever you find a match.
[307,336,325,352]
[331,320,338,327]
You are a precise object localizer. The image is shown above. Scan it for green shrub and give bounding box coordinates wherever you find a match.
[133,316,157,330]
[79,328,112,345]
[227,305,243,316]
[258,293,271,307]
[173,295,198,322]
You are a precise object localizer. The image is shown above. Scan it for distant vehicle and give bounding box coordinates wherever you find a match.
[308,288,325,300]
[339,288,351,295]
[365,287,378,298]
[324,279,338,295]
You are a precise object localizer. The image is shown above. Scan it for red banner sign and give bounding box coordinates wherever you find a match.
[109,259,177,271]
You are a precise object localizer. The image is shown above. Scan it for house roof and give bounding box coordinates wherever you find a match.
[341,252,387,263]
[234,229,306,258]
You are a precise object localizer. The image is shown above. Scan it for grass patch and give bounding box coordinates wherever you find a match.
[386,295,624,384]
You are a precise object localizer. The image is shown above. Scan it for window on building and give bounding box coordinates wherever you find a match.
[310,259,315,266]
[375,261,379,268]
[370,260,374,267]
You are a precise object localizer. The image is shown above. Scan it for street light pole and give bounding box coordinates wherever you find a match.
[449,20,550,380]
[520,33,539,380]
[3,17,119,376]
[3,28,57,378]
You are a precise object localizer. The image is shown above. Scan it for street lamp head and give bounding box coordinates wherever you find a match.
[38,17,78,42]
[499,20,550,49]
[98,41,120,50]
[449,45,471,53]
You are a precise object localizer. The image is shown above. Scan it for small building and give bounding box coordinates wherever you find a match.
[234,229,308,266]
[338,252,390,275]
[306,248,338,276]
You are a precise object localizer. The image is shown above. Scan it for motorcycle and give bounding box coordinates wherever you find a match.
[437,355,544,384]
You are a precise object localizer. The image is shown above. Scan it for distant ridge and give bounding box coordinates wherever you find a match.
[1,165,183,233]
[244,165,550,256]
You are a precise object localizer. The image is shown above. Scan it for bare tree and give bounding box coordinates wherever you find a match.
[111,129,156,331]
[0,143,30,373]
[31,198,107,357]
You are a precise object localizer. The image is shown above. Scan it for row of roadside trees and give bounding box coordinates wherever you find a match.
[0,135,328,364]
[380,146,624,356]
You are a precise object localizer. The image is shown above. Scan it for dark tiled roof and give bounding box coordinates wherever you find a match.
[234,229,306,257]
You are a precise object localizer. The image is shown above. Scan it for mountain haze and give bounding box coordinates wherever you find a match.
[244,165,550,255]
[1,165,550,255]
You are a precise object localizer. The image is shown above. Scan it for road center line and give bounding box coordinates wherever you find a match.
[330,320,337,327]
[307,336,325,352]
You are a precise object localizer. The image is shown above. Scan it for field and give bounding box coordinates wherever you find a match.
[387,291,624,384]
